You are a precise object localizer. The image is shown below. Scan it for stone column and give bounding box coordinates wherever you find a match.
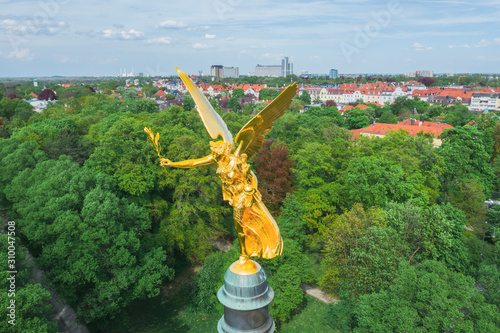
[217,260,275,333]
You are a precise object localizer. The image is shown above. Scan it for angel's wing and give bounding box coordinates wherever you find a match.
[175,67,234,146]
[235,82,297,158]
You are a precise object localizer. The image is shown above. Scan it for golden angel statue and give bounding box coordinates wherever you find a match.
[145,68,297,273]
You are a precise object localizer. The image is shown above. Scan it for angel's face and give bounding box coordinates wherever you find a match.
[210,141,231,157]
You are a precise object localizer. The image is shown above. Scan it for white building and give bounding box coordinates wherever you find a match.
[470,93,500,111]
[416,70,434,78]
[25,99,48,112]
[211,65,224,79]
[223,67,239,78]
[255,65,282,77]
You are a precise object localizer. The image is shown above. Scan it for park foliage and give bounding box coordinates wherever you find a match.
[0,78,499,332]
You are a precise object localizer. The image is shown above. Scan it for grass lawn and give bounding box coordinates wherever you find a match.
[278,295,334,333]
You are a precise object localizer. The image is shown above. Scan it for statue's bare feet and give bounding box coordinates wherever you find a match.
[231,255,258,275]
[238,255,248,264]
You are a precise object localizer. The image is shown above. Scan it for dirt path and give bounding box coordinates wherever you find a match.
[301,284,339,304]
[160,265,201,299]
[26,252,90,333]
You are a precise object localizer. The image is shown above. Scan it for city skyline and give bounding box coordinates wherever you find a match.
[1,0,499,77]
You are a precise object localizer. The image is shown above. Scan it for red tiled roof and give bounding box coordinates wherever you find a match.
[351,121,453,139]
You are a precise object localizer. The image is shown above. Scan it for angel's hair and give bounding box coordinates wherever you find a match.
[210,141,232,156]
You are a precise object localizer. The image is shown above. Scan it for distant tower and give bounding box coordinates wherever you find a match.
[199,70,203,76]
[329,69,338,79]
[281,55,293,77]
[33,77,38,87]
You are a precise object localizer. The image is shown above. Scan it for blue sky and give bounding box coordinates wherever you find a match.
[1,0,499,77]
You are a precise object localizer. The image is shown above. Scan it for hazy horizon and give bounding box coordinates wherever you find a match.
[1,0,499,77]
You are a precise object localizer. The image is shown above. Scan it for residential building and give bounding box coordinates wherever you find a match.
[318,88,343,103]
[470,93,500,111]
[351,119,453,147]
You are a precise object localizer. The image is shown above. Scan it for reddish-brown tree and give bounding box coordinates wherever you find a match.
[252,139,295,216]
[325,100,337,107]
[37,88,57,101]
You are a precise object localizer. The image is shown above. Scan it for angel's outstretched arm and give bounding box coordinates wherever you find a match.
[161,155,215,169]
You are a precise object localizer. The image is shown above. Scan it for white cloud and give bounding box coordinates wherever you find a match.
[475,39,491,47]
[157,20,187,29]
[205,34,216,39]
[101,29,143,40]
[448,38,500,49]
[0,19,68,35]
[7,48,33,60]
[193,43,209,49]
[411,42,432,51]
[146,37,173,44]
[59,55,78,63]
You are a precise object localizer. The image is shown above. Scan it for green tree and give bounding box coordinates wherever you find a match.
[192,245,239,315]
[342,156,430,208]
[385,201,470,272]
[85,116,160,196]
[6,157,174,329]
[439,126,494,195]
[227,96,242,112]
[41,128,94,165]
[232,88,245,98]
[390,96,428,117]
[377,110,398,124]
[447,178,487,228]
[121,88,138,99]
[344,108,370,129]
[183,96,195,111]
[299,90,311,105]
[355,261,500,333]
[161,134,230,263]
[259,88,271,101]
[277,193,306,248]
[444,102,474,127]
[320,204,386,292]
[477,264,500,309]
[0,234,57,333]
[262,238,315,323]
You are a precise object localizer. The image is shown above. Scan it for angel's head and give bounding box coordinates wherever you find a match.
[210,141,232,157]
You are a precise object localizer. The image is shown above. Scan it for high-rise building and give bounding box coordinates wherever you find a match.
[255,65,282,77]
[223,67,239,78]
[329,69,338,79]
[281,56,293,77]
[255,55,293,77]
[211,65,224,79]
[416,70,434,78]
